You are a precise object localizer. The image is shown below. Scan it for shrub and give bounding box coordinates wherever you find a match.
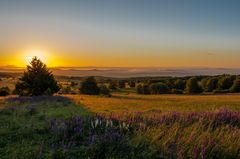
[230,78,240,93]
[217,76,234,90]
[137,84,143,94]
[70,81,78,87]
[118,80,126,89]
[200,78,208,91]
[174,79,186,90]
[205,77,218,92]
[99,85,111,97]
[165,80,174,89]
[137,84,150,95]
[149,82,170,94]
[129,81,136,88]
[14,57,60,96]
[142,84,151,95]
[109,81,117,90]
[80,76,100,95]
[185,77,202,94]
[0,87,10,96]
[59,86,72,94]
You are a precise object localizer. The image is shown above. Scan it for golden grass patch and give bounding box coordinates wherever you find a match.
[67,93,240,114]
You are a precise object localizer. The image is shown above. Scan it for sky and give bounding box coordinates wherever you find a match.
[0,0,240,67]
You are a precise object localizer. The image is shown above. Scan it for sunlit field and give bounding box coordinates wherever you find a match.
[69,93,240,113]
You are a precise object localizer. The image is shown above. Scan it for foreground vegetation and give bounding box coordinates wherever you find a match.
[0,95,240,159]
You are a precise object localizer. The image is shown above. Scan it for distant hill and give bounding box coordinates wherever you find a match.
[0,66,240,78]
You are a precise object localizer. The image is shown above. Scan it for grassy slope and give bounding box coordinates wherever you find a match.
[0,96,88,159]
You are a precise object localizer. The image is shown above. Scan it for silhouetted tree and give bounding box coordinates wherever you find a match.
[108,81,117,90]
[0,86,10,96]
[163,80,172,89]
[80,76,100,95]
[137,84,150,95]
[14,57,60,96]
[137,84,143,94]
[174,79,186,90]
[70,81,78,87]
[230,78,240,93]
[129,81,136,88]
[205,77,218,92]
[217,76,235,90]
[118,80,126,89]
[149,82,170,94]
[185,77,202,94]
[200,78,208,91]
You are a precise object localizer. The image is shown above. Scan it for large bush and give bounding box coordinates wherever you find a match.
[118,80,126,89]
[185,77,202,94]
[217,76,235,90]
[205,77,218,92]
[149,82,170,94]
[108,81,117,90]
[230,78,240,93]
[129,81,136,88]
[0,87,10,96]
[80,76,100,95]
[14,57,60,96]
[137,84,143,94]
[174,79,186,90]
[137,84,150,95]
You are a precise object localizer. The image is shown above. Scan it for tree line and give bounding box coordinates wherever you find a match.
[0,57,239,96]
[136,75,240,95]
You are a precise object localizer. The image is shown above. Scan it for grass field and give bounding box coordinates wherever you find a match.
[0,93,239,158]
[0,94,239,158]
[69,93,240,113]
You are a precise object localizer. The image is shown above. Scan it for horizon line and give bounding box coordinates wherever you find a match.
[1,65,240,70]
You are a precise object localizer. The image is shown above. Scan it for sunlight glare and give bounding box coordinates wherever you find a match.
[24,50,48,65]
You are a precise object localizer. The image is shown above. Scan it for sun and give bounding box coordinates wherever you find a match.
[15,49,57,67]
[24,50,48,65]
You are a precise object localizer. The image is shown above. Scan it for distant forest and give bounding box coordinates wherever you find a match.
[1,71,240,96]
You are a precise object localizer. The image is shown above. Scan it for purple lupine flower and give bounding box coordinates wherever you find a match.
[193,146,199,159]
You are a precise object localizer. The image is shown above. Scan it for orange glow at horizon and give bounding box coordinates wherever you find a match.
[3,48,240,68]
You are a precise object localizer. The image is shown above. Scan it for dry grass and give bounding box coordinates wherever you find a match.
[68,93,240,113]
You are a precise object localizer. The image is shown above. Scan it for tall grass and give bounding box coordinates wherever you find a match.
[0,96,239,158]
[47,110,240,158]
